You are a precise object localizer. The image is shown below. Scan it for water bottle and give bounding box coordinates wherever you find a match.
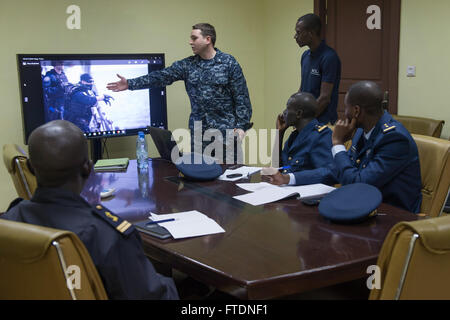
[136,131,149,170]
[138,168,149,198]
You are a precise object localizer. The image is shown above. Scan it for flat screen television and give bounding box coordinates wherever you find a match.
[17,53,167,144]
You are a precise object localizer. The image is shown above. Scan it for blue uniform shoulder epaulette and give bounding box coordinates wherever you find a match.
[316,125,329,133]
[92,204,134,237]
[382,123,396,133]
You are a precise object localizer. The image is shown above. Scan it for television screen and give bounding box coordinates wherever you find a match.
[17,54,167,143]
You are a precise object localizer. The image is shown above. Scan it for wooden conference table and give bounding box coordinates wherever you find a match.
[82,159,417,299]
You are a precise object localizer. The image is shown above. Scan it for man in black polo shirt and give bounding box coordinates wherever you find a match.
[295,13,341,125]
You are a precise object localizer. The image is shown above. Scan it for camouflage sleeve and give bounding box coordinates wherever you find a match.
[229,59,252,130]
[127,59,187,90]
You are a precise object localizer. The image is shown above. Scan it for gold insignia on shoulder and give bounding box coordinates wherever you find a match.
[317,125,327,132]
[105,211,118,222]
[369,209,378,217]
[116,220,131,233]
[383,126,396,133]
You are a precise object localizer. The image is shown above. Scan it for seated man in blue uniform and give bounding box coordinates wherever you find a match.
[273,92,333,182]
[265,81,422,213]
[1,120,179,299]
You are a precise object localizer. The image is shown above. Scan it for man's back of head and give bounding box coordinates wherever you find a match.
[28,120,91,190]
[347,81,384,116]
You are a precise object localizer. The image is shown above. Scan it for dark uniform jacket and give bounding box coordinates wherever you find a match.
[333,111,422,213]
[292,112,422,213]
[1,187,179,300]
[281,119,333,180]
[65,84,97,132]
[43,69,68,106]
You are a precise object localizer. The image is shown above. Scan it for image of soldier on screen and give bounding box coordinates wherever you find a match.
[41,59,151,134]
[64,73,114,132]
[42,61,69,121]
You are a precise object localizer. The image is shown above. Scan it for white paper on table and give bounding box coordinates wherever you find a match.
[236,182,279,192]
[233,183,335,206]
[148,211,225,239]
[282,184,336,200]
[233,187,298,206]
[218,166,262,181]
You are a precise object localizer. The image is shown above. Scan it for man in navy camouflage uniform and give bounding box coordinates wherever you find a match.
[271,92,333,183]
[107,23,252,163]
[265,81,422,213]
[1,120,178,299]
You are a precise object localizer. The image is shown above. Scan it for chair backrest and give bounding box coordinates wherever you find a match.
[0,219,108,300]
[2,144,37,199]
[369,215,450,300]
[412,134,450,217]
[393,115,445,138]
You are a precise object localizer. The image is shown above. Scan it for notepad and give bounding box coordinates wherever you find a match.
[146,211,225,239]
[94,158,129,171]
[234,183,335,206]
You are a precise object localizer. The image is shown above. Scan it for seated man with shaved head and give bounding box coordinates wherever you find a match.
[266,81,422,213]
[270,92,333,183]
[1,120,179,299]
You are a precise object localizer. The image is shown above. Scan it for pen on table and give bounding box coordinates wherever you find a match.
[146,218,175,225]
[279,165,291,171]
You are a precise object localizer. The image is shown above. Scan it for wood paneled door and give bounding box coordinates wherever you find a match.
[315,0,401,118]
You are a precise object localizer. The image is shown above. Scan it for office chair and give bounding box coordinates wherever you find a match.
[0,219,108,300]
[2,144,37,199]
[444,192,450,213]
[369,215,450,300]
[393,115,445,138]
[412,134,450,217]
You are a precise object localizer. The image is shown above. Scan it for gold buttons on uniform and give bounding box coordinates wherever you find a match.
[96,205,102,210]
[296,160,299,163]
[288,157,292,161]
